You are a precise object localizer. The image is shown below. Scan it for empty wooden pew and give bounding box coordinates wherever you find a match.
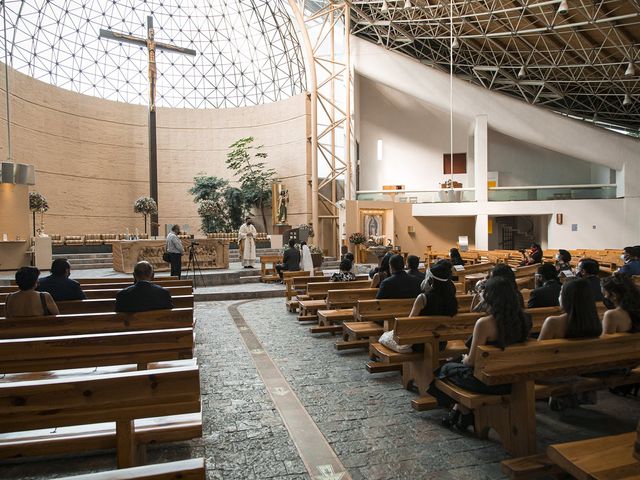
[285,275,328,312]
[0,328,194,374]
[57,458,206,480]
[298,280,372,321]
[0,308,194,339]
[310,288,379,334]
[0,364,201,467]
[0,294,194,317]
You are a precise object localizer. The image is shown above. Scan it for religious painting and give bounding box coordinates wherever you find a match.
[361,210,385,238]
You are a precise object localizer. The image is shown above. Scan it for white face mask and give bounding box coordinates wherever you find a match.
[421,269,448,294]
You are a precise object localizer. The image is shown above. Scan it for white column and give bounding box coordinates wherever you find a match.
[474,114,488,202]
[475,214,489,250]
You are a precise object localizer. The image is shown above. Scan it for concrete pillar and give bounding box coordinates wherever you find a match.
[475,214,489,250]
[474,114,488,202]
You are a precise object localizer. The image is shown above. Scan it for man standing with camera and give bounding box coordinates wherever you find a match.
[166,224,185,278]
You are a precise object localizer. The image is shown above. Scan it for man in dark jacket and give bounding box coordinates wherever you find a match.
[576,258,604,302]
[527,263,561,308]
[376,254,422,300]
[115,261,173,313]
[406,255,425,282]
[37,258,86,301]
[276,239,301,280]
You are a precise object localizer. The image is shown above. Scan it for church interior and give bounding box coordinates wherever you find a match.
[1,1,640,479]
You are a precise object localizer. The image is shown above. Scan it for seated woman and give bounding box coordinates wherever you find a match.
[429,277,531,431]
[330,259,357,282]
[538,278,602,341]
[520,243,543,266]
[5,266,60,318]
[601,273,640,334]
[370,252,392,288]
[555,249,573,274]
[538,278,602,410]
[471,263,524,312]
[449,248,464,266]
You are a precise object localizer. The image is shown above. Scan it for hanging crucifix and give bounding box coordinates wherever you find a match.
[99,16,196,237]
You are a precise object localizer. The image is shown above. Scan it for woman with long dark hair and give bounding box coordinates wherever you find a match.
[430,276,531,431]
[538,278,602,340]
[449,248,464,267]
[371,252,392,288]
[471,263,524,312]
[409,259,458,318]
[601,273,640,334]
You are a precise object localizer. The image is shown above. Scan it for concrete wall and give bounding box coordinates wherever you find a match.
[0,66,310,236]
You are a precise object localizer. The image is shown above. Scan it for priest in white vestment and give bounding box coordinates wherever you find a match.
[238,217,257,268]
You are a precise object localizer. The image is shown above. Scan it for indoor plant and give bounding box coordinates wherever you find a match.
[29,192,49,237]
[133,196,158,235]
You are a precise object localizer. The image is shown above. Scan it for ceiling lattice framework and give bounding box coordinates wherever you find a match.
[2,0,306,109]
[350,0,640,131]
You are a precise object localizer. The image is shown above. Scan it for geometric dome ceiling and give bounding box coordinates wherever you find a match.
[2,0,306,109]
[350,0,640,132]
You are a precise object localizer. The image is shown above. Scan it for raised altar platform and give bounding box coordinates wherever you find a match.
[111,238,229,274]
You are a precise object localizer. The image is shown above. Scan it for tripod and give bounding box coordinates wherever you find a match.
[185,242,205,288]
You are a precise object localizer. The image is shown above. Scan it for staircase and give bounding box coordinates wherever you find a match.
[53,253,113,270]
[495,217,536,250]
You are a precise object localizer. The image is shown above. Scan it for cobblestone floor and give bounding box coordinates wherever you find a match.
[1,298,639,480]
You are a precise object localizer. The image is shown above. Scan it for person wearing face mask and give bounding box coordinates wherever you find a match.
[528,263,562,309]
[618,246,640,276]
[238,217,257,268]
[555,249,573,273]
[575,258,604,302]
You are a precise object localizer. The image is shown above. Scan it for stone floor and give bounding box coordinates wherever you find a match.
[2,298,639,479]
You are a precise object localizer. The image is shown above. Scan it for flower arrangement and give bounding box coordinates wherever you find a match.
[29,192,49,213]
[349,232,367,245]
[133,196,158,215]
[297,223,314,238]
[309,244,323,255]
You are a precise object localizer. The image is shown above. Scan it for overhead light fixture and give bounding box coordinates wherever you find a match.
[452,37,460,49]
[623,94,633,106]
[518,66,527,78]
[381,0,389,13]
[404,0,412,8]
[558,0,568,14]
[624,62,636,77]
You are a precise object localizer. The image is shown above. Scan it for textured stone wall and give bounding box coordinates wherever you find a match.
[0,66,310,236]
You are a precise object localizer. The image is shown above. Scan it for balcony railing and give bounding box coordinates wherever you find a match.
[356,189,476,203]
[488,184,618,202]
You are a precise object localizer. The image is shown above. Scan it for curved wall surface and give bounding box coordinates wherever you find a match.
[0,66,310,236]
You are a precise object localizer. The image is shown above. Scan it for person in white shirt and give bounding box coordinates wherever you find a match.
[166,225,185,278]
[238,217,257,268]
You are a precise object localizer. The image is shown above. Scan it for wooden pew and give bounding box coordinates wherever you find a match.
[58,458,206,480]
[0,279,192,294]
[7,276,179,286]
[285,275,329,312]
[310,289,379,334]
[0,328,194,374]
[0,308,193,339]
[298,280,372,321]
[0,285,192,302]
[0,364,201,467]
[433,334,640,457]
[0,294,194,317]
[260,254,282,283]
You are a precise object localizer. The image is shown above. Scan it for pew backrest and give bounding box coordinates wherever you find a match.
[325,288,378,308]
[356,298,416,324]
[0,308,194,339]
[0,286,192,302]
[0,279,192,294]
[307,280,371,297]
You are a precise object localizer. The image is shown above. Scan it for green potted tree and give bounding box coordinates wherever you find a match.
[29,192,49,237]
[309,244,324,268]
[133,196,158,235]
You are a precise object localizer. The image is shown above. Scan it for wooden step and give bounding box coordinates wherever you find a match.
[365,362,402,374]
[335,339,370,351]
[297,315,318,322]
[501,454,564,480]
[411,395,439,412]
[309,325,342,334]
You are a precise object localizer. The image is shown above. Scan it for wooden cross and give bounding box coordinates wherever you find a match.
[99,16,196,237]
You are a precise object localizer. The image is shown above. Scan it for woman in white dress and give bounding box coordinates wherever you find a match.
[300,241,314,274]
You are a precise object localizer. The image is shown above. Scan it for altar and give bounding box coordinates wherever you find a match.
[112,238,229,274]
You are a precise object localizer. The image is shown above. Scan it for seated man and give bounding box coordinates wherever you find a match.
[618,246,640,276]
[275,239,301,280]
[576,258,604,302]
[115,261,173,313]
[37,258,86,302]
[528,262,561,308]
[406,255,425,282]
[376,254,422,300]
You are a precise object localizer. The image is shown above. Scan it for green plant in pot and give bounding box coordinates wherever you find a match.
[309,244,324,268]
[29,192,49,237]
[133,196,158,235]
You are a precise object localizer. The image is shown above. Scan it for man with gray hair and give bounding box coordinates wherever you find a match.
[115,261,173,312]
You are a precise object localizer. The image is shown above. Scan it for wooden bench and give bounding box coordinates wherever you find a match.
[435,334,640,457]
[310,288,379,333]
[297,280,372,321]
[0,279,192,294]
[285,275,329,312]
[0,363,201,467]
[0,285,192,303]
[57,458,206,480]
[0,308,194,339]
[0,294,194,317]
[0,327,194,374]
[260,254,282,283]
